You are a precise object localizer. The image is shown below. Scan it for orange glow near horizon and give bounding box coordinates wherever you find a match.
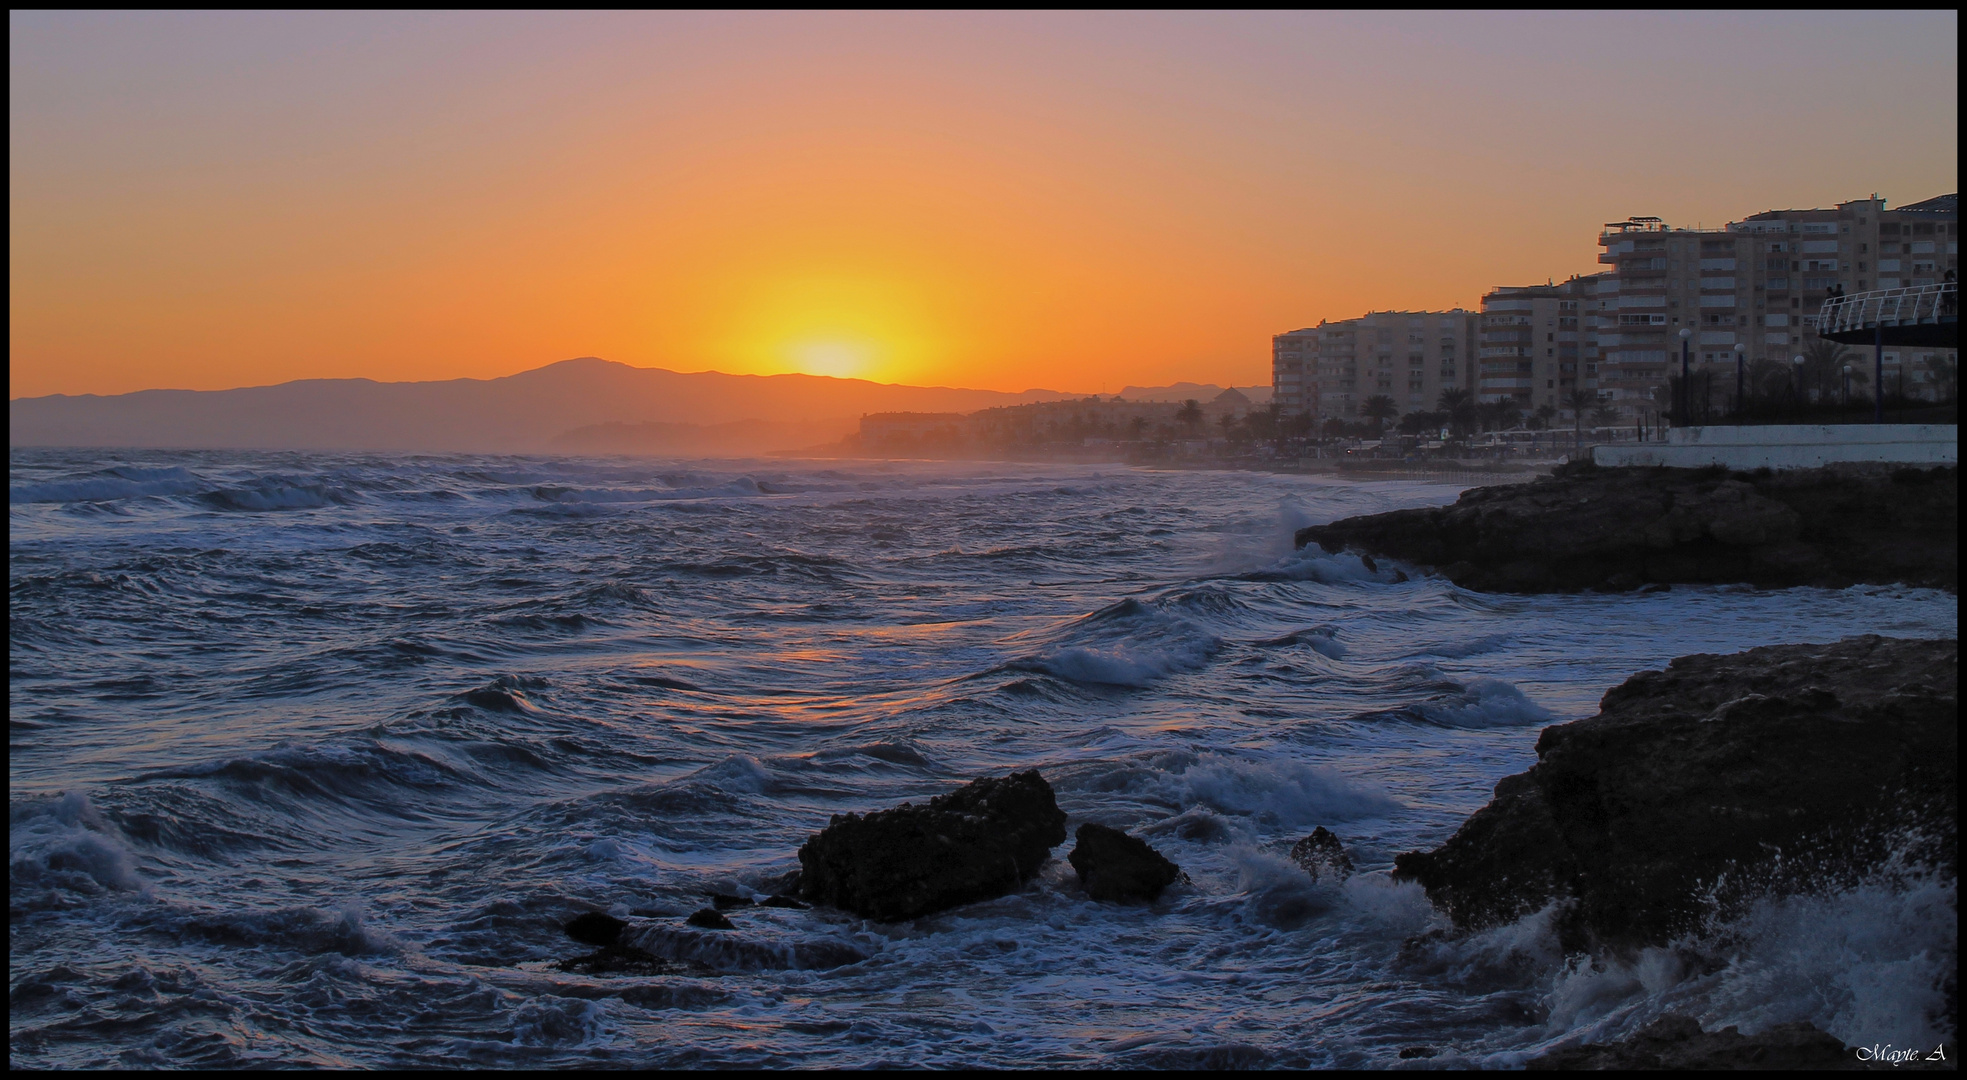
[8,12,1959,399]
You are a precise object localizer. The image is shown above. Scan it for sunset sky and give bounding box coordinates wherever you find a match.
[9,11,1959,399]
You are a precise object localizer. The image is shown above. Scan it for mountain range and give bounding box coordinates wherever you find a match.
[9,359,1272,455]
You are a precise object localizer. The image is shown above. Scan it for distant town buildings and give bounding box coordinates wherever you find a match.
[856,412,970,451]
[1479,276,1606,410]
[1273,310,1477,421]
[1277,193,1959,421]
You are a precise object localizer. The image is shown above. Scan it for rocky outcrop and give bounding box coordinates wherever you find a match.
[1526,1015,1856,1070]
[796,770,1068,921]
[1393,636,1957,951]
[564,911,628,947]
[1068,824,1183,903]
[1289,827,1354,884]
[1295,461,1956,593]
[686,908,735,930]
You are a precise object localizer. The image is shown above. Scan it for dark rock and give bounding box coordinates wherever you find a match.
[757,868,803,896]
[1289,826,1355,883]
[686,908,735,930]
[563,911,627,947]
[1526,1014,1856,1070]
[1068,823,1183,903]
[759,894,808,909]
[796,770,1068,921]
[1393,636,1958,951]
[708,893,753,910]
[1294,461,1956,594]
[1397,1046,1438,1060]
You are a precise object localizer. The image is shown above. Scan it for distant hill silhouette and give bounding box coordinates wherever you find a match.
[8,358,1081,454]
[1114,382,1272,405]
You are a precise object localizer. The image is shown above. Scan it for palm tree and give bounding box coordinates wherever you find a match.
[1532,403,1557,431]
[1799,337,1854,404]
[1562,388,1602,450]
[1436,388,1476,437]
[1747,357,1791,403]
[1361,394,1399,436]
[1175,399,1204,431]
[1477,398,1522,433]
[1245,403,1280,445]
[1398,409,1448,435]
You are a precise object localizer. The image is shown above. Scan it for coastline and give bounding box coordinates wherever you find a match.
[1298,460,1958,592]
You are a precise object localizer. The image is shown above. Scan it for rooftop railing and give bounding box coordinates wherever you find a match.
[1813,281,1958,337]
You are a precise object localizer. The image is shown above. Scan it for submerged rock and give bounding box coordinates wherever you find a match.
[1295,461,1956,594]
[796,770,1068,921]
[708,893,753,911]
[1068,823,1183,903]
[1393,636,1958,951]
[1289,827,1355,884]
[563,911,627,947]
[624,923,869,972]
[759,894,808,910]
[554,943,704,977]
[1525,1014,1855,1070]
[686,908,736,930]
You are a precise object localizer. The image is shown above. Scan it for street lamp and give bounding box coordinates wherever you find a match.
[1791,354,1806,411]
[1842,363,1852,406]
[1677,327,1692,427]
[1734,342,1747,419]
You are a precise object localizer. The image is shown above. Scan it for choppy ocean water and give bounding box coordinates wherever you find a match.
[9,450,1957,1069]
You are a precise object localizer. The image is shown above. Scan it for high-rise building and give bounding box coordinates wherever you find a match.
[1273,310,1477,420]
[1271,328,1320,416]
[1478,273,1612,411]
[1596,193,1958,416]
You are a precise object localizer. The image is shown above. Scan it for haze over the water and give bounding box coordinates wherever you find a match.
[9,11,1958,401]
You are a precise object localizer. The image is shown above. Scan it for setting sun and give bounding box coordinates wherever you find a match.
[790,341,875,379]
[716,272,941,384]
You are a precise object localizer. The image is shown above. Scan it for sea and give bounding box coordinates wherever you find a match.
[9,450,1957,1069]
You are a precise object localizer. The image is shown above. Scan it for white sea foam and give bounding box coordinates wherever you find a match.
[8,791,146,902]
[1057,750,1399,834]
[507,996,609,1048]
[1174,754,1400,826]
[1420,858,1959,1063]
[1257,546,1405,585]
[1416,675,1553,728]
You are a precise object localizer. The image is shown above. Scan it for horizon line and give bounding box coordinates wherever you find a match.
[8,356,1273,403]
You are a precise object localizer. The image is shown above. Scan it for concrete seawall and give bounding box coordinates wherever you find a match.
[1594,424,1957,469]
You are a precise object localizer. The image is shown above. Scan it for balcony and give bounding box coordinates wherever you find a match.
[1813,282,1957,348]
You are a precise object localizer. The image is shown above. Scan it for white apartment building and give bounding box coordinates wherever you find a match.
[1271,328,1320,416]
[1597,193,1958,416]
[1478,273,1612,411]
[1273,310,1477,420]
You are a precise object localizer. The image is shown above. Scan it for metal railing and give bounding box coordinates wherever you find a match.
[1814,281,1958,336]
